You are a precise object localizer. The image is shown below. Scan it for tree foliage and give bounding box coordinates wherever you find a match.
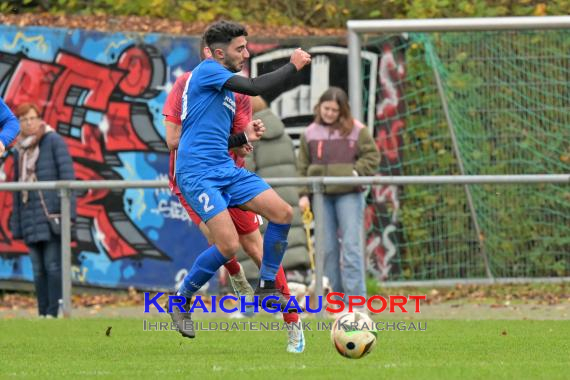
[1,0,569,28]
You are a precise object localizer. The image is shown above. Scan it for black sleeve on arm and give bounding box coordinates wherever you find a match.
[228,132,248,149]
[224,63,297,96]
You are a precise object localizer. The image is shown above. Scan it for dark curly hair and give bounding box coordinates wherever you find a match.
[203,21,248,50]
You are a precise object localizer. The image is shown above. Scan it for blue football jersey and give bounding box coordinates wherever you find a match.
[176,59,236,173]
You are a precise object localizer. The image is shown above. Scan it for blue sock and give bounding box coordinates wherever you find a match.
[260,222,290,281]
[178,245,228,297]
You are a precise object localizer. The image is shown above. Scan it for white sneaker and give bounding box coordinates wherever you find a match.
[229,311,247,319]
[286,318,305,353]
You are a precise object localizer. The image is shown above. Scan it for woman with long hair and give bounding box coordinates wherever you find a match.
[297,87,380,304]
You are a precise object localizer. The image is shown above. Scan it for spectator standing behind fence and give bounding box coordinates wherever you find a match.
[9,103,76,318]
[297,87,380,303]
[244,96,310,278]
[0,97,20,154]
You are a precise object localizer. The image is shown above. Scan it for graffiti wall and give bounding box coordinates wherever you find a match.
[0,25,406,289]
[364,37,408,281]
[0,25,210,290]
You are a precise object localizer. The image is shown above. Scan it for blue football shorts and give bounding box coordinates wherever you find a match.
[176,166,270,223]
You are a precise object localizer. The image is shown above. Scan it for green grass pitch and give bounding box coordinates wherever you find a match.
[1,318,569,379]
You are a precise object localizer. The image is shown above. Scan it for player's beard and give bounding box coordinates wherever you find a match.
[224,56,243,73]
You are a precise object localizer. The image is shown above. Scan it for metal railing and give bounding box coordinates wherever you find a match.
[1,174,569,317]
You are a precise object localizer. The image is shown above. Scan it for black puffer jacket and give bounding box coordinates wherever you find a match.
[10,132,76,244]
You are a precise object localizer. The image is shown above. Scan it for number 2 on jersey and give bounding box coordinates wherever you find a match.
[198,193,214,213]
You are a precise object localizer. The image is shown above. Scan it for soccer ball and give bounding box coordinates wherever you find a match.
[331,311,377,359]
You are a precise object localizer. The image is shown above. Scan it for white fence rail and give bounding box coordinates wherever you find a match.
[1,174,569,317]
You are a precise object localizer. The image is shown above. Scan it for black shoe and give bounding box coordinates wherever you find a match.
[254,280,303,313]
[164,294,195,339]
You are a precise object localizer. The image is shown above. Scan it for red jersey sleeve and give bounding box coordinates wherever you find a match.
[229,93,252,167]
[231,93,252,134]
[162,72,191,124]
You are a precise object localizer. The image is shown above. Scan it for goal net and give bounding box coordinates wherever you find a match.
[350,18,570,282]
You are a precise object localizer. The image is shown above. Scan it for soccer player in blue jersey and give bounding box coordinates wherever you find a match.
[0,97,20,155]
[168,21,311,339]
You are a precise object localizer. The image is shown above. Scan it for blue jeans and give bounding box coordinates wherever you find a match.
[322,192,366,301]
[28,238,62,317]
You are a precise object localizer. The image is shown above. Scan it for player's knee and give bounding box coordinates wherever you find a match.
[276,203,293,224]
[217,239,240,257]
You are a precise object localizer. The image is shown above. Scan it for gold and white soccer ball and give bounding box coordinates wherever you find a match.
[331,311,377,359]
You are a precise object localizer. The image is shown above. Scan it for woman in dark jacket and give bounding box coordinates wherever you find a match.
[10,102,76,318]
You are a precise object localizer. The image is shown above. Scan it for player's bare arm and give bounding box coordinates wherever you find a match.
[164,120,181,150]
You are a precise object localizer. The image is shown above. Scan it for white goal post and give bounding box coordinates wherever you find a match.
[346,16,570,287]
[347,16,570,122]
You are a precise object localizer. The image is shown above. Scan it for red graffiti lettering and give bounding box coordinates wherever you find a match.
[376,119,404,163]
[117,46,154,96]
[105,102,148,151]
[44,52,124,129]
[0,157,28,254]
[1,45,167,261]
[73,164,137,259]
[4,60,61,111]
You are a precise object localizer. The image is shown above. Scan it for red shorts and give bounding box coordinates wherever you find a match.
[174,186,260,235]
